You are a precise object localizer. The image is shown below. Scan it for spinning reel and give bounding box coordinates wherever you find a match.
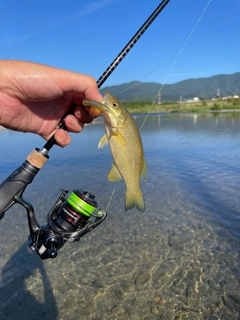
[27,188,106,260]
[0,147,106,259]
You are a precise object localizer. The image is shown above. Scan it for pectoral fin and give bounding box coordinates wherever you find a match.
[108,164,122,181]
[141,158,148,181]
[112,131,126,147]
[98,134,108,149]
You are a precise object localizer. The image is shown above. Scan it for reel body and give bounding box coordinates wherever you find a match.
[18,188,106,260]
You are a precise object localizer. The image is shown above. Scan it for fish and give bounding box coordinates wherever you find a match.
[83,92,148,212]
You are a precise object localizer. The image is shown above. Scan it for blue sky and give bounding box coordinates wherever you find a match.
[0,0,239,87]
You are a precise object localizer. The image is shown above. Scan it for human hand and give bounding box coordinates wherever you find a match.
[0,60,103,147]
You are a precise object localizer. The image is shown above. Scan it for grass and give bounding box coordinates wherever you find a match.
[124,98,240,114]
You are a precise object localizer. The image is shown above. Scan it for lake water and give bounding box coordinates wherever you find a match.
[0,113,240,320]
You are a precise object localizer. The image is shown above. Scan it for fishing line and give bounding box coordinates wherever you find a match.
[105,0,213,212]
[116,51,177,96]
[139,0,213,132]
[105,186,115,212]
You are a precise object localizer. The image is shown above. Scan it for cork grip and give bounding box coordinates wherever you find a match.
[26,149,48,169]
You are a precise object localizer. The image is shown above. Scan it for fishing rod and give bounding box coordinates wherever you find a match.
[0,0,171,260]
[44,0,171,151]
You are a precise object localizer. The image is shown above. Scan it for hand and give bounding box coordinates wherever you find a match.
[0,60,103,147]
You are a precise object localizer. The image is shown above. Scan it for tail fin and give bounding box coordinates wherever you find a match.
[125,191,146,213]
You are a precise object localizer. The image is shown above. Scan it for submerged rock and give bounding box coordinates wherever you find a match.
[111,305,128,320]
[134,271,151,288]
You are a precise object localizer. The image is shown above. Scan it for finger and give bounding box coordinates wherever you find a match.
[74,106,93,123]
[83,105,103,118]
[75,75,103,101]
[89,105,103,117]
[65,115,84,132]
[61,72,103,102]
[54,129,71,147]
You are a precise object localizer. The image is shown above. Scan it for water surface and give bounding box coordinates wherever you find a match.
[0,113,240,320]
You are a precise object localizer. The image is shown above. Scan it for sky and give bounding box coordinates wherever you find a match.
[0,0,239,88]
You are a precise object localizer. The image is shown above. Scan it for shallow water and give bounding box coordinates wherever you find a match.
[0,113,240,320]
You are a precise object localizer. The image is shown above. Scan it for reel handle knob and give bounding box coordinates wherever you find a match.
[48,239,58,258]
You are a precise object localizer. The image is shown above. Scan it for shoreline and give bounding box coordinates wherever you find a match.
[124,99,240,114]
[131,109,240,116]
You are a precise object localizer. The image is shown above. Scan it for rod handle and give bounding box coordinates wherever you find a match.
[0,148,49,218]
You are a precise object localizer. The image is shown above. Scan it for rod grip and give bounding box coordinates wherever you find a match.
[26,149,48,169]
[0,148,49,218]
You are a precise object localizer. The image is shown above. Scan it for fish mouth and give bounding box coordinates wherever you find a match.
[101,92,110,107]
[83,92,117,119]
[82,99,110,113]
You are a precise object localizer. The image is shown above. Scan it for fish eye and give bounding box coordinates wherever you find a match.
[112,103,117,108]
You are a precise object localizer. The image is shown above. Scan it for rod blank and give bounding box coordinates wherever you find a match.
[43,0,171,151]
[97,0,171,88]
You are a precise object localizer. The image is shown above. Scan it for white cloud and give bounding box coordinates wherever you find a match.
[74,0,120,19]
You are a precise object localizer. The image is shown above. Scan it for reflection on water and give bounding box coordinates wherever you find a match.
[0,113,240,319]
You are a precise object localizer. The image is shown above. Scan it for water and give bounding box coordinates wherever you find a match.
[0,113,240,320]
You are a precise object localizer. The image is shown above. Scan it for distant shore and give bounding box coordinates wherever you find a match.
[125,98,240,114]
[1,99,240,133]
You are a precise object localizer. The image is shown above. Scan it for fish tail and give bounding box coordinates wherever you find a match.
[125,191,145,213]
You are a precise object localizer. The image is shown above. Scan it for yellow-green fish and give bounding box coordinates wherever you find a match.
[83,92,148,212]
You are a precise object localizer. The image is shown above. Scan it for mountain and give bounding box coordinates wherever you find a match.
[100,72,240,102]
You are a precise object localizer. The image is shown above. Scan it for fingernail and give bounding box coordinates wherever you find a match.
[75,110,81,118]
[55,129,70,147]
[57,129,66,141]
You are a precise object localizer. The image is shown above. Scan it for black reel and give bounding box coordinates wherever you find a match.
[16,188,106,260]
